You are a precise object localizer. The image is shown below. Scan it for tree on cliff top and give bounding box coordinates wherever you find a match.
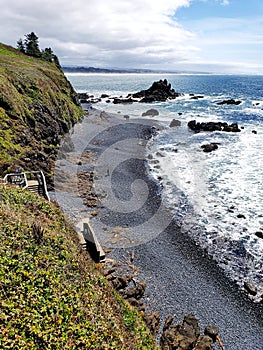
[17,38,25,53]
[17,32,61,69]
[24,32,41,57]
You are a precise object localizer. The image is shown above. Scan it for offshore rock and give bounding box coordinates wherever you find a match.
[130,79,183,102]
[201,143,219,153]
[217,98,242,105]
[113,97,137,104]
[188,120,241,132]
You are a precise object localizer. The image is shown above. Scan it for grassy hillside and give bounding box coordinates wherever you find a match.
[0,185,156,349]
[0,43,83,183]
[0,42,156,349]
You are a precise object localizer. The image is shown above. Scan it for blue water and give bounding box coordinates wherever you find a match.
[66,73,263,301]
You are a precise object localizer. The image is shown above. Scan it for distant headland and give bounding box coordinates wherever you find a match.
[62,66,210,74]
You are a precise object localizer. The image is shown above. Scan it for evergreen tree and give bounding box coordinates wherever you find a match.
[17,32,61,68]
[24,32,41,57]
[41,47,53,62]
[16,38,25,53]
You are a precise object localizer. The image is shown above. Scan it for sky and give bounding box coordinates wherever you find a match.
[0,0,263,74]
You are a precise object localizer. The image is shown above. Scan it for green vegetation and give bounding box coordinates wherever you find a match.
[0,185,156,349]
[0,41,156,349]
[0,42,83,181]
[17,32,61,68]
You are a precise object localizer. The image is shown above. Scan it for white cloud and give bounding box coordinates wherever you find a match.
[220,0,230,5]
[0,0,262,73]
[0,0,197,69]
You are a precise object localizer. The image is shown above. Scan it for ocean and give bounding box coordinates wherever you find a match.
[65,73,263,302]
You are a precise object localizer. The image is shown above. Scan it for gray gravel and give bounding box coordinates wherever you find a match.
[57,109,263,350]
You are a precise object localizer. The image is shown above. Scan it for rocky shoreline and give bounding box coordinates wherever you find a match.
[101,257,224,350]
[55,104,263,349]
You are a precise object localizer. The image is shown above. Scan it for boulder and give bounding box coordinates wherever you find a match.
[255,231,263,239]
[142,108,159,117]
[237,213,246,219]
[169,119,181,127]
[204,325,219,342]
[201,143,219,153]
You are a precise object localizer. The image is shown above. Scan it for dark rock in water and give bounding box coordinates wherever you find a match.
[101,93,109,98]
[190,95,204,100]
[255,231,263,239]
[217,98,242,105]
[252,130,257,134]
[237,214,246,219]
[201,143,219,153]
[188,120,241,132]
[78,92,90,100]
[227,207,235,213]
[223,122,241,132]
[169,119,181,127]
[113,97,136,104]
[244,282,257,296]
[131,79,183,103]
[142,108,159,117]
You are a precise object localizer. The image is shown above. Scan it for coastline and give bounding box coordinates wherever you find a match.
[55,105,263,349]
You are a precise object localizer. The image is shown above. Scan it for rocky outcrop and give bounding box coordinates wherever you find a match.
[102,259,160,337]
[160,314,222,350]
[217,99,241,105]
[77,92,102,104]
[79,79,182,105]
[102,259,223,349]
[188,120,241,132]
[129,79,182,102]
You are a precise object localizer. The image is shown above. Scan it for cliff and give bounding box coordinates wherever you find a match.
[0,43,83,184]
[0,43,156,349]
